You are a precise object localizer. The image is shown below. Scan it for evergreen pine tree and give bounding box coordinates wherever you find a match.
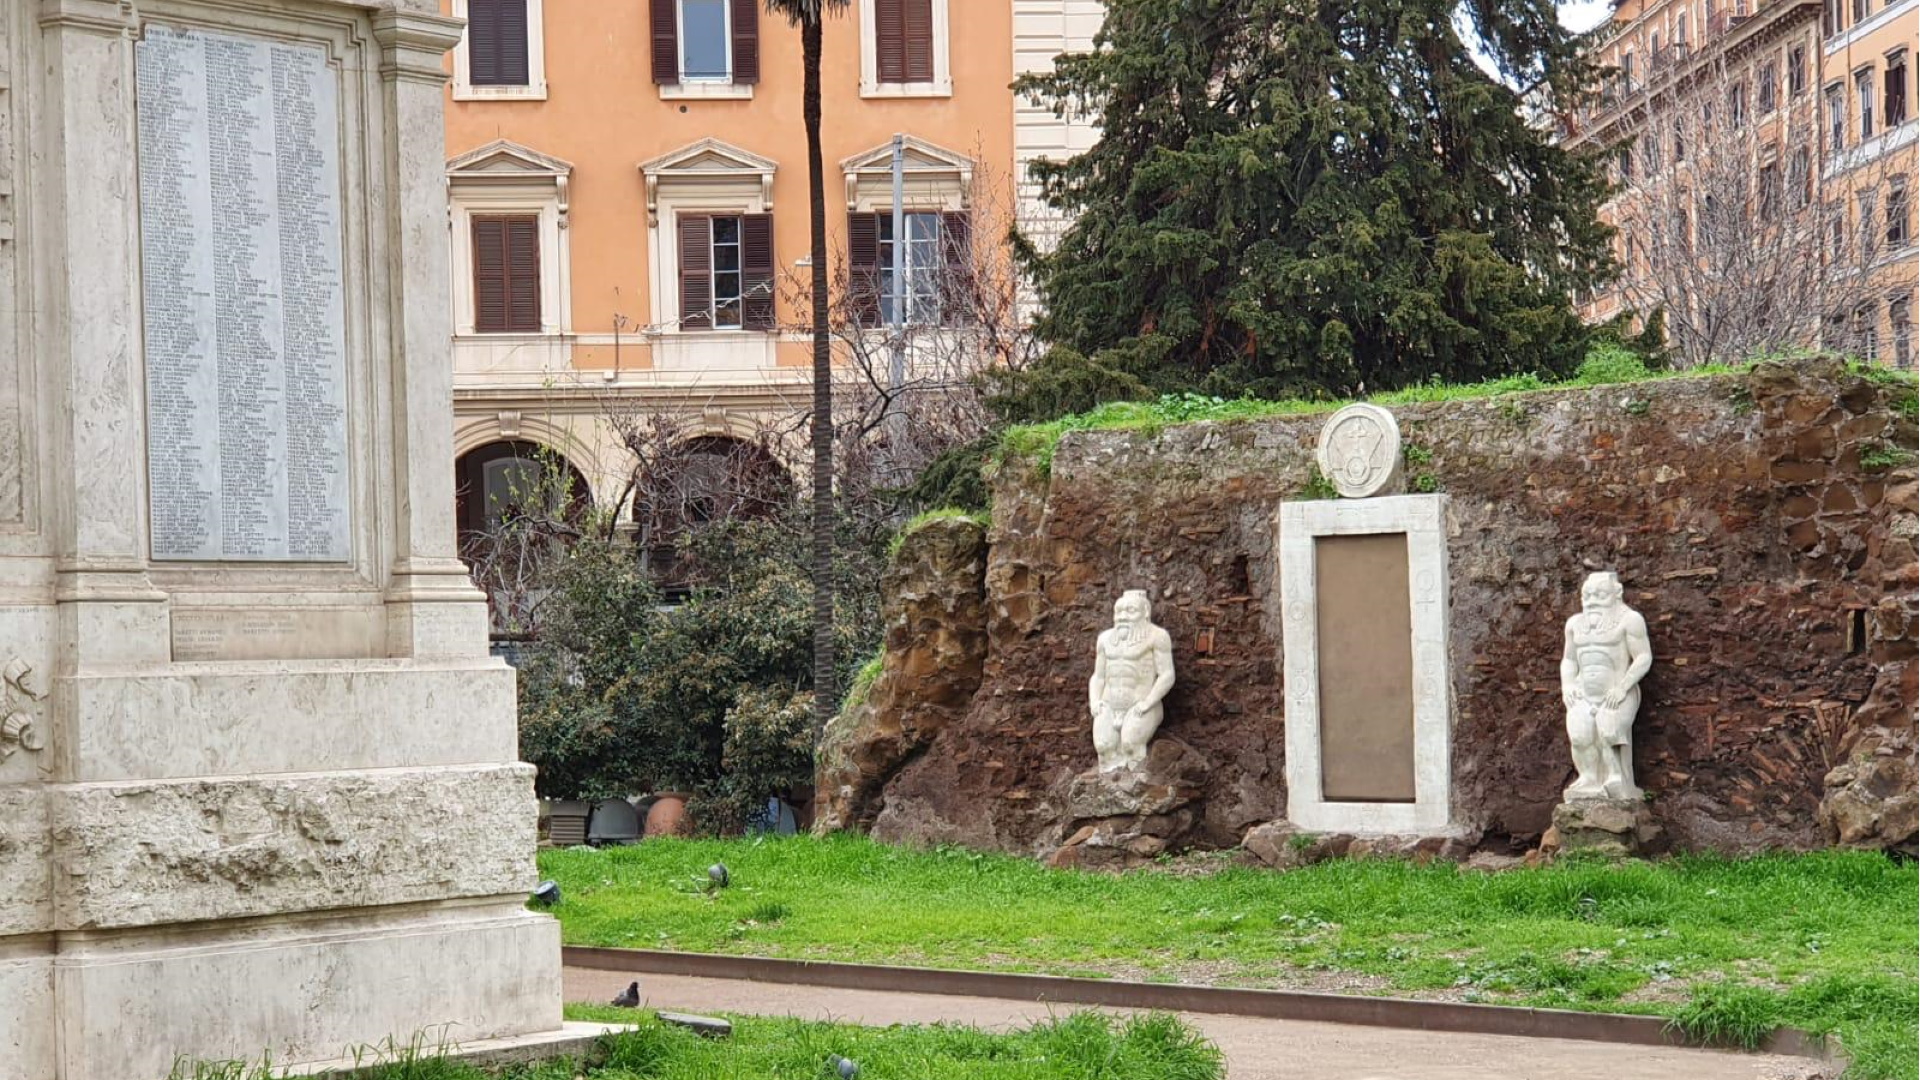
[1008,0,1614,409]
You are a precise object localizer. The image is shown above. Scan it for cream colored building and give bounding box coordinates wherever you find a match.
[1572,0,1917,366]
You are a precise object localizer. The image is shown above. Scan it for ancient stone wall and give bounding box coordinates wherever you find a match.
[828,361,1917,858]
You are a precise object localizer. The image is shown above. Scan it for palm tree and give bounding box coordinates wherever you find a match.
[765,0,848,732]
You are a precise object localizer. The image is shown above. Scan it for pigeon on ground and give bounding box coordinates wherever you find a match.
[609,980,640,1008]
[707,863,730,890]
[827,1054,859,1078]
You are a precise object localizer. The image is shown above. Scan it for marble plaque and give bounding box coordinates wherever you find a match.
[1313,533,1415,802]
[137,24,350,562]
[170,607,382,663]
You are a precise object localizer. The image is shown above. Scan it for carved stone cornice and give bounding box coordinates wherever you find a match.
[37,0,136,35]
[370,6,461,86]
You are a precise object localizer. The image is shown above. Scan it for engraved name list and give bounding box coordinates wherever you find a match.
[137,24,349,562]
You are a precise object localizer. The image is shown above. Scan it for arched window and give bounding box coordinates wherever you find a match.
[631,435,789,598]
[456,440,591,536]
[455,441,593,636]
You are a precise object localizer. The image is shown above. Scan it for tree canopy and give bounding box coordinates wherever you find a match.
[1005,0,1615,413]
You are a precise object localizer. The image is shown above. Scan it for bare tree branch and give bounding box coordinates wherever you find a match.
[1604,55,1908,367]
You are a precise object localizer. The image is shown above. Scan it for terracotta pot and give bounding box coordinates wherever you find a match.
[644,792,692,837]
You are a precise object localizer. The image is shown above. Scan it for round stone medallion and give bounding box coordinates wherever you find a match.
[1315,403,1403,498]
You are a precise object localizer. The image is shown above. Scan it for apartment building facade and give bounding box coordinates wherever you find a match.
[441,0,1033,550]
[1570,0,1918,367]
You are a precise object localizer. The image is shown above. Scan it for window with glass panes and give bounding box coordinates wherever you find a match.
[650,0,759,84]
[1856,68,1875,140]
[680,0,730,80]
[675,212,775,331]
[1887,51,1908,127]
[1855,304,1879,360]
[878,212,943,325]
[710,216,743,326]
[846,209,969,328]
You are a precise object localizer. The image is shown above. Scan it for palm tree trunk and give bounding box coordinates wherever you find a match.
[804,14,835,732]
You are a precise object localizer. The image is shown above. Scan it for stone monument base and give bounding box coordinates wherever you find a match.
[1241,820,1479,868]
[2,901,560,1080]
[1044,739,1208,869]
[1549,797,1666,858]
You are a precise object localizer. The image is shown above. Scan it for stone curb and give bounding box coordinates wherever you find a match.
[273,1023,632,1077]
[563,947,1835,1061]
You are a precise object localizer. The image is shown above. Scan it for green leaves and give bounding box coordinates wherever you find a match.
[516,511,884,815]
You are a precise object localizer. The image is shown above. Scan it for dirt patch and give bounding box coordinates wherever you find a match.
[1619,980,1695,1005]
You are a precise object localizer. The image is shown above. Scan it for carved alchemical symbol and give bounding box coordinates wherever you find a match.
[1314,404,1403,498]
[1328,414,1386,486]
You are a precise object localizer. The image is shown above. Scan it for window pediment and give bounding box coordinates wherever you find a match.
[639,138,777,225]
[448,140,574,221]
[840,137,974,211]
[448,139,574,181]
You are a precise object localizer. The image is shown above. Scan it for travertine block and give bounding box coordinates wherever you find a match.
[0,949,53,1080]
[56,660,516,782]
[47,764,536,930]
[0,785,50,937]
[46,902,559,1080]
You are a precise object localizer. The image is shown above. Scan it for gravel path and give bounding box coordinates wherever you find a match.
[564,966,1828,1080]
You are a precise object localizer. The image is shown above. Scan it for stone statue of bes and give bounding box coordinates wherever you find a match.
[1090,590,1175,771]
[1560,571,1652,801]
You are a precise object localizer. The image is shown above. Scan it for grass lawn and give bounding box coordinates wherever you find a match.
[539,835,1918,1079]
[174,1009,1223,1080]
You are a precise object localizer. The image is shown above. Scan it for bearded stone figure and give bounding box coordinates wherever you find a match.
[1560,572,1653,801]
[1089,590,1176,772]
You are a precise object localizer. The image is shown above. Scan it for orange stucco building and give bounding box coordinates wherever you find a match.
[441,0,1030,532]
[1570,0,1917,365]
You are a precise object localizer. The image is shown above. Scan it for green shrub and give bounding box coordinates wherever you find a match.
[1573,343,1653,385]
[888,507,989,558]
[701,686,817,833]
[1295,467,1338,501]
[517,511,883,817]
[842,649,886,712]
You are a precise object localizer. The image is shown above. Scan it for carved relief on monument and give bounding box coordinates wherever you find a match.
[1315,403,1403,499]
[1,656,46,760]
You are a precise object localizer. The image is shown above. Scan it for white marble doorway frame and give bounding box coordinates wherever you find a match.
[1277,494,1454,833]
